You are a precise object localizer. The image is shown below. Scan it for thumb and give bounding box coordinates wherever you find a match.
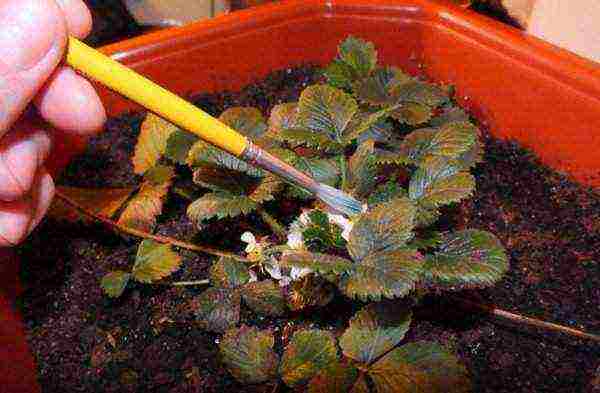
[0,0,68,136]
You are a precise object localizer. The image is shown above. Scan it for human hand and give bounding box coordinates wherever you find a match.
[0,0,106,247]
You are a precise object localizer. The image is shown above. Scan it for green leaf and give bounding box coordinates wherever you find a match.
[193,288,241,333]
[409,158,475,208]
[424,229,508,289]
[340,300,412,365]
[165,130,198,164]
[367,179,407,206]
[343,108,396,145]
[353,67,411,106]
[341,249,424,301]
[210,256,251,289]
[100,271,131,298]
[392,102,433,125]
[241,280,287,317]
[338,36,377,80]
[347,140,378,199]
[248,174,283,204]
[132,113,179,174]
[308,362,360,393]
[391,80,449,108]
[187,141,262,177]
[268,103,298,134]
[348,197,417,262]
[286,275,336,311]
[350,374,370,393]
[296,85,358,142]
[219,107,267,139]
[192,164,251,194]
[301,210,346,252]
[429,106,470,127]
[288,157,340,199]
[187,193,256,225]
[220,327,279,384]
[368,341,471,393]
[414,205,441,229]
[277,128,344,152]
[422,121,477,162]
[131,240,182,283]
[280,251,354,275]
[279,329,338,387]
[323,59,356,90]
[220,326,279,384]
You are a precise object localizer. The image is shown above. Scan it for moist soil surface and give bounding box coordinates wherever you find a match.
[18,66,600,393]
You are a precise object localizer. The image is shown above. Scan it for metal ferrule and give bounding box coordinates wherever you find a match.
[242,141,318,193]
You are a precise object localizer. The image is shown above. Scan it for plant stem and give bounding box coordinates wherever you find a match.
[338,154,348,190]
[171,279,210,286]
[55,190,248,262]
[458,298,600,343]
[256,207,287,240]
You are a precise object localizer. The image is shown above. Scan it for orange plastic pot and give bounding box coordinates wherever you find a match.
[3,0,600,391]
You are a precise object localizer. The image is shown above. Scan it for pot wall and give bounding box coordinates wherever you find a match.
[54,0,600,188]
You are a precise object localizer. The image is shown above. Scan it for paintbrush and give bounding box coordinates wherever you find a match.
[65,37,363,217]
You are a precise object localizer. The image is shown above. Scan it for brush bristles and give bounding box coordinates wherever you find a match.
[315,183,364,217]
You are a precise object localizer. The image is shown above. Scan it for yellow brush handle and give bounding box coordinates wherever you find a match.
[65,37,249,156]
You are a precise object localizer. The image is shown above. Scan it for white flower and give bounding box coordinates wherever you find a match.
[248,269,258,283]
[290,266,312,280]
[287,230,304,250]
[327,212,354,241]
[241,231,257,253]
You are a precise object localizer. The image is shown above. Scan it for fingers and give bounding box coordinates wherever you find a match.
[0,124,52,201]
[0,0,68,136]
[0,168,54,247]
[35,67,106,135]
[54,0,93,39]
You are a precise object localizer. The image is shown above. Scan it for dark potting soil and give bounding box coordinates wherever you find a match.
[17,66,599,393]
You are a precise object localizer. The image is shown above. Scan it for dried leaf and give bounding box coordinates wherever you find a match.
[296,85,358,142]
[409,158,475,208]
[341,249,424,301]
[131,240,182,283]
[268,103,298,134]
[118,176,171,232]
[133,113,179,174]
[348,197,417,262]
[187,193,256,225]
[100,271,131,298]
[220,326,279,384]
[286,275,336,311]
[308,361,360,393]
[414,205,441,229]
[210,256,251,289]
[347,140,378,199]
[193,288,241,333]
[165,130,198,164]
[280,251,354,275]
[368,341,471,393]
[219,107,267,139]
[279,329,338,387]
[50,186,134,223]
[241,280,287,317]
[424,229,508,289]
[350,374,370,393]
[339,300,412,364]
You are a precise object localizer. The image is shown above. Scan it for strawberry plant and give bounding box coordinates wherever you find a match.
[51,36,511,391]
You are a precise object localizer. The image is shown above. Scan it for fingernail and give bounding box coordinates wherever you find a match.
[0,200,31,246]
[0,138,38,201]
[0,0,59,71]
